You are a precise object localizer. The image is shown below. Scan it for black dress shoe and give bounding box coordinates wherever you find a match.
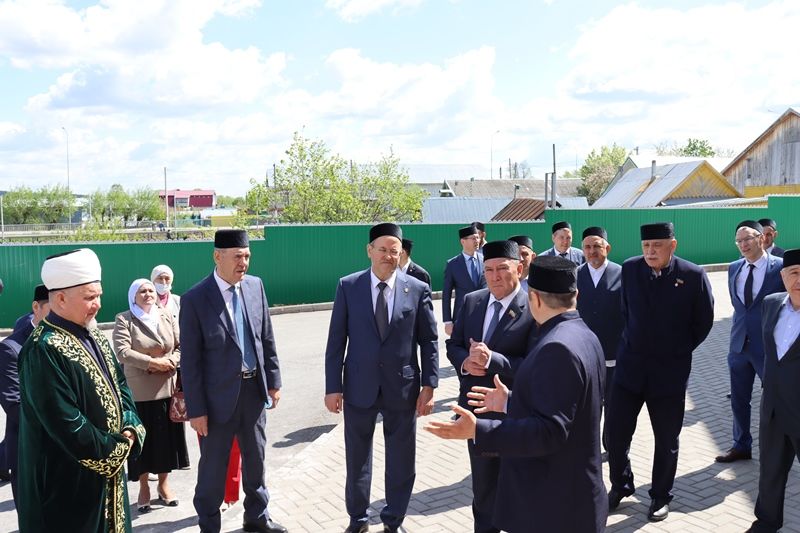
[647,499,669,522]
[344,524,368,533]
[715,448,752,463]
[383,526,407,533]
[608,488,628,511]
[243,519,288,533]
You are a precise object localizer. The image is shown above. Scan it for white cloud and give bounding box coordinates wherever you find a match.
[324,0,424,22]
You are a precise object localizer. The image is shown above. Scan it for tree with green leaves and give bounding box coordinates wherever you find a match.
[2,186,41,224]
[39,185,75,223]
[246,132,425,224]
[575,144,628,205]
[679,138,716,157]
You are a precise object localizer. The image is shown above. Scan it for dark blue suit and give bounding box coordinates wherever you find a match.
[770,245,786,258]
[405,260,431,288]
[727,254,783,453]
[607,255,714,502]
[180,272,282,533]
[446,287,537,533]
[539,246,586,266]
[577,261,623,449]
[0,316,34,506]
[474,311,607,533]
[751,293,800,531]
[325,269,438,528]
[442,253,486,324]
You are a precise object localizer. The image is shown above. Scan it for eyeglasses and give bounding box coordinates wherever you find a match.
[734,235,759,246]
[373,246,401,258]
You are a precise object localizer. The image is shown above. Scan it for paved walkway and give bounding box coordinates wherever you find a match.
[3,270,800,532]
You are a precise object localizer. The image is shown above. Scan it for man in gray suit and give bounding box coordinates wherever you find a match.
[747,248,800,533]
[325,223,439,533]
[180,229,286,533]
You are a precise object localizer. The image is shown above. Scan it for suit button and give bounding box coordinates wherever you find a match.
[379,363,384,368]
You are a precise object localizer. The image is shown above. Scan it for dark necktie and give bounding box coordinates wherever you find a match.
[559,252,568,258]
[484,301,503,343]
[744,263,755,307]
[230,286,256,370]
[470,256,479,285]
[376,282,389,339]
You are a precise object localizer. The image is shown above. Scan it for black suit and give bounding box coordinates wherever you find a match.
[0,316,34,506]
[474,311,607,533]
[576,261,623,449]
[750,293,800,532]
[404,260,431,288]
[606,255,714,502]
[446,287,537,533]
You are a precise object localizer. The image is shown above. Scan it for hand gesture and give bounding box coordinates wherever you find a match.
[424,405,476,440]
[467,374,509,414]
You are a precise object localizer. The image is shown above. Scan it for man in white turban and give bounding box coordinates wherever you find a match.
[17,248,145,533]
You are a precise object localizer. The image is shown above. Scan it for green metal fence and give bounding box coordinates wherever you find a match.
[1,196,798,328]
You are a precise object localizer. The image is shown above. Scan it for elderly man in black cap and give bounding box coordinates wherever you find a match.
[446,240,537,533]
[398,238,432,288]
[427,255,607,533]
[325,223,438,533]
[0,284,49,505]
[758,218,785,258]
[508,235,535,292]
[606,222,714,522]
[576,226,623,451]
[747,249,800,533]
[443,225,487,336]
[17,249,145,533]
[538,221,585,266]
[717,221,784,465]
[180,229,286,533]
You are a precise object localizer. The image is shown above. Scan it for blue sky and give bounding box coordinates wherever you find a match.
[0,0,796,195]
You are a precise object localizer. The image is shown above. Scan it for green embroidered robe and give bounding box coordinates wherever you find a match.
[17,317,146,533]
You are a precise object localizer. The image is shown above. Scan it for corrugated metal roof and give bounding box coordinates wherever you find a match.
[627,154,733,173]
[593,161,739,208]
[447,179,581,198]
[491,198,547,221]
[557,196,589,209]
[422,197,512,224]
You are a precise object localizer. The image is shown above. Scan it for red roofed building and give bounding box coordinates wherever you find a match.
[159,189,216,208]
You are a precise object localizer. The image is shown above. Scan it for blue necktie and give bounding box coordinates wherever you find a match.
[230,285,256,370]
[484,301,503,343]
[470,256,479,285]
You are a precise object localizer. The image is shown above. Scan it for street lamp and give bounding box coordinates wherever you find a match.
[490,130,500,179]
[61,126,70,192]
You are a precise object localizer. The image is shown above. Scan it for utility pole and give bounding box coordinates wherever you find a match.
[164,167,169,228]
[61,127,70,192]
[552,144,557,209]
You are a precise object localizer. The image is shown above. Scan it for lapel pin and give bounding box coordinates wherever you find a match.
[404,287,409,293]
[675,278,684,287]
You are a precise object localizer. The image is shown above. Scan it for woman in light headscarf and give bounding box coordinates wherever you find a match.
[151,264,181,323]
[113,279,188,513]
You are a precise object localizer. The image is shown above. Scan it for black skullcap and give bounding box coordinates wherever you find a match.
[528,255,577,294]
[582,226,608,241]
[508,235,533,250]
[369,223,402,242]
[736,220,763,234]
[33,284,49,302]
[551,221,571,234]
[214,229,249,248]
[471,221,486,231]
[402,238,413,253]
[459,225,479,239]
[758,218,777,230]
[783,249,800,268]
[483,240,520,261]
[640,222,674,240]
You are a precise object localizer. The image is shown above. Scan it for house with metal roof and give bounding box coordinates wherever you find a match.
[422,197,513,223]
[722,108,800,197]
[592,160,741,208]
[444,178,582,199]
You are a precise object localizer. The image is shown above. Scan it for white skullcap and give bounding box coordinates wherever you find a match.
[41,248,102,290]
[150,264,174,282]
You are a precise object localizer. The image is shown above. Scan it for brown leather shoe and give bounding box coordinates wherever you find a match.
[715,448,752,463]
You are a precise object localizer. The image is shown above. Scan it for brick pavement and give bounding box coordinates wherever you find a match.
[252,271,800,533]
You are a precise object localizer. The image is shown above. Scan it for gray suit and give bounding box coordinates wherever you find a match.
[180,272,282,533]
[750,292,800,532]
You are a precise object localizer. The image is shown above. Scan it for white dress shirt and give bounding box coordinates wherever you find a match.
[370,269,396,319]
[213,269,248,371]
[775,296,800,360]
[587,260,609,288]
[481,285,521,340]
[735,252,768,304]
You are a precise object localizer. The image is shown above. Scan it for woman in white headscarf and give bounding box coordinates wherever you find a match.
[150,264,180,323]
[113,278,188,513]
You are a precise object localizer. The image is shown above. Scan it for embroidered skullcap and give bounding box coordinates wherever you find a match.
[33,284,49,302]
[582,226,608,241]
[402,239,413,253]
[528,255,577,294]
[758,218,777,230]
[736,220,763,234]
[471,221,486,231]
[782,249,800,269]
[482,240,520,261]
[640,222,674,240]
[41,248,102,290]
[551,221,571,234]
[369,223,402,242]
[459,225,479,239]
[508,235,533,250]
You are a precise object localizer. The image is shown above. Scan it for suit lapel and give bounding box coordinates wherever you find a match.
[359,270,382,340]
[239,277,260,348]
[387,271,410,338]
[731,261,745,306]
[203,273,239,347]
[472,291,491,342]
[753,256,780,304]
[487,288,526,344]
